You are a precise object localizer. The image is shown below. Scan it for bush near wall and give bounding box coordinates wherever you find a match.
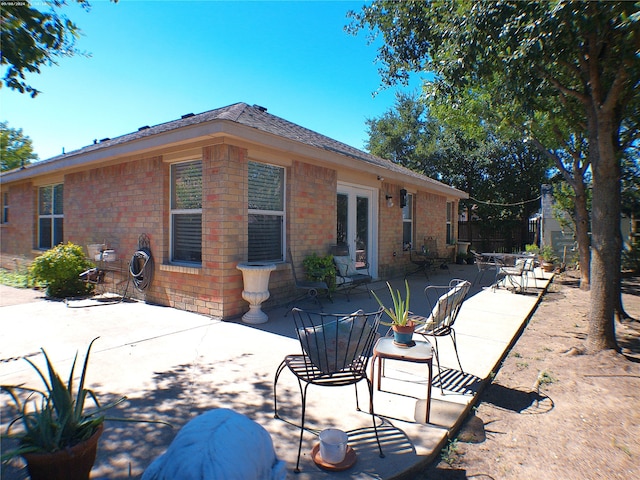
[30,243,95,298]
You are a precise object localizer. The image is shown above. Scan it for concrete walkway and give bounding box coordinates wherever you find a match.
[0,264,551,479]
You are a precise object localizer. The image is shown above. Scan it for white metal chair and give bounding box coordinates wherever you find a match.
[411,279,471,393]
[496,257,535,293]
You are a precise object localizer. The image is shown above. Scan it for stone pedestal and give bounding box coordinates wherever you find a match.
[236,263,276,324]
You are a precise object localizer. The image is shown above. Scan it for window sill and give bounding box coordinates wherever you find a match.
[160,264,202,275]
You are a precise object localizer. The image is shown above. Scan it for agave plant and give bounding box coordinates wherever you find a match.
[372,280,413,327]
[1,337,163,461]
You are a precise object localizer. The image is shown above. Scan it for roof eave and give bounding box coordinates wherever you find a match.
[0,118,468,200]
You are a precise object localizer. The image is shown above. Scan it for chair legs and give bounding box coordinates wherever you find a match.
[424,331,464,395]
[273,363,384,473]
[284,290,326,317]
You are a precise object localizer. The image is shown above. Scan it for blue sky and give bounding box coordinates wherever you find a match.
[2,0,423,161]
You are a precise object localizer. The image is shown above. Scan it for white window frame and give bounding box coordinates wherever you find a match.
[170,159,203,265]
[38,184,64,249]
[446,201,454,245]
[402,193,414,250]
[1,192,8,224]
[248,161,286,263]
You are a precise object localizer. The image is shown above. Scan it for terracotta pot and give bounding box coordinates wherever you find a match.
[23,423,104,480]
[392,322,416,347]
[541,261,555,273]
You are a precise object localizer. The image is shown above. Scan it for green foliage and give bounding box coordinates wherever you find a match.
[30,242,94,298]
[302,253,336,292]
[0,121,38,171]
[372,280,412,326]
[1,337,170,461]
[365,91,439,178]
[622,238,640,273]
[525,244,539,254]
[539,246,558,263]
[365,92,551,236]
[0,1,95,97]
[348,0,639,348]
[0,266,41,289]
[1,338,117,459]
[440,438,460,466]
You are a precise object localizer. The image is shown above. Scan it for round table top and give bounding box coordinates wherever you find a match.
[373,336,433,362]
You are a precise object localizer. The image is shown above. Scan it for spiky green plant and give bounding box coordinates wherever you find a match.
[372,280,412,326]
[1,337,168,461]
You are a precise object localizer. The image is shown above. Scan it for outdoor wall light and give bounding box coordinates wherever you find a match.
[386,194,394,207]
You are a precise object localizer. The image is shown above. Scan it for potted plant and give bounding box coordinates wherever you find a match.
[303,253,336,292]
[1,337,167,480]
[539,246,557,272]
[465,252,475,265]
[372,280,418,347]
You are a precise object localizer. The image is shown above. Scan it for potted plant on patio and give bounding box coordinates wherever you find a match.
[1,337,168,480]
[539,246,558,273]
[372,280,419,347]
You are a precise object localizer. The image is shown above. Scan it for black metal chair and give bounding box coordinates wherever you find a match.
[423,236,450,272]
[412,279,471,393]
[330,244,372,301]
[273,307,385,472]
[405,248,433,279]
[285,249,330,315]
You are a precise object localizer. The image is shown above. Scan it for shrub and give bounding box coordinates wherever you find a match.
[30,243,95,298]
[303,253,336,292]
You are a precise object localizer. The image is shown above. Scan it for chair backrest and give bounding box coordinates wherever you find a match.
[291,307,383,378]
[423,236,438,257]
[330,244,358,277]
[288,249,302,285]
[418,279,471,334]
[471,250,500,271]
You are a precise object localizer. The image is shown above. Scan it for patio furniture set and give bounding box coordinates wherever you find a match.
[273,274,472,472]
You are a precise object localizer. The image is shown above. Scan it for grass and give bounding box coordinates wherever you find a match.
[0,267,43,289]
[440,438,461,466]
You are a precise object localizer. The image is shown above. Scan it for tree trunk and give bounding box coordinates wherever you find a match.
[573,175,591,290]
[587,114,620,353]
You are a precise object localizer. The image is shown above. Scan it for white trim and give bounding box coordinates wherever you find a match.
[337,182,379,278]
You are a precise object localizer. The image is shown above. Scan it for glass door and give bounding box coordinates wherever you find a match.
[337,184,377,276]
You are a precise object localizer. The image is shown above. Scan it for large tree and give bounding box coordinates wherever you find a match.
[366,93,550,249]
[348,1,640,353]
[0,121,38,171]
[1,0,94,97]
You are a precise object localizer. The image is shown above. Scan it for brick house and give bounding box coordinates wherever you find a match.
[0,103,467,319]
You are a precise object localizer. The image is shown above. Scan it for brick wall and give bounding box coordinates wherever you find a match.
[0,142,459,320]
[0,182,35,257]
[378,183,404,278]
[267,160,337,305]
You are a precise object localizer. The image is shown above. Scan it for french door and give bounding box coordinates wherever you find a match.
[336,183,377,277]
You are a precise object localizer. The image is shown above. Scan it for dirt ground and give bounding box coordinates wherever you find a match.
[416,270,640,480]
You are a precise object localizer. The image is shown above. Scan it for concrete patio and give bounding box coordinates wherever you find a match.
[0,263,551,479]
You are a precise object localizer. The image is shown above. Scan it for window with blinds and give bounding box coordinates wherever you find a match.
[171,160,202,264]
[248,161,284,262]
[38,184,63,249]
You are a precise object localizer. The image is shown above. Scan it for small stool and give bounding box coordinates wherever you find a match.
[370,337,434,423]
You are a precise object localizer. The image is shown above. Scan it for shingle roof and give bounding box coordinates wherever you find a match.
[3,102,465,195]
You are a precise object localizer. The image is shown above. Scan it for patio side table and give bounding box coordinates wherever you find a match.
[370,337,434,423]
